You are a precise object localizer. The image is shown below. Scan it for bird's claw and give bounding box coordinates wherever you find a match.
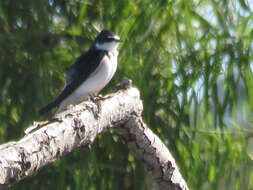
[89,94,106,102]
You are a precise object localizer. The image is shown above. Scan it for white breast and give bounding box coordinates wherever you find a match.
[58,51,118,111]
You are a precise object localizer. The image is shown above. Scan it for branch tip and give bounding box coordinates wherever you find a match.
[116,78,132,90]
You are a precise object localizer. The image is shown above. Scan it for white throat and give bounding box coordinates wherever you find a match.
[95,41,119,52]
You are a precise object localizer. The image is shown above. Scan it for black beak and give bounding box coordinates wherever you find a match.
[107,36,121,42]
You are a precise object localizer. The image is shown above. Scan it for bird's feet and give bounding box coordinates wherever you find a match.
[88,94,106,102]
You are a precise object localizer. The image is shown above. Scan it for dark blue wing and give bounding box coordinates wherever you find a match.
[67,49,107,84]
[39,49,107,114]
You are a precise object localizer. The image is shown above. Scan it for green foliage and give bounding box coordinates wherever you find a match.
[0,0,253,189]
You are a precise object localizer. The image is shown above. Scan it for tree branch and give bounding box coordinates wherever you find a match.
[0,84,188,190]
[116,116,189,190]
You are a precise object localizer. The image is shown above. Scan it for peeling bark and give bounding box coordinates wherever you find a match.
[0,84,189,190]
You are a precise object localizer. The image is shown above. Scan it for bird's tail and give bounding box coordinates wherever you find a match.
[38,101,59,115]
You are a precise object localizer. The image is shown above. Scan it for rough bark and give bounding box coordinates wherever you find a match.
[116,116,189,190]
[0,84,189,190]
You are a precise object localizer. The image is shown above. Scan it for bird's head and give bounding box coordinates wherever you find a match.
[94,30,121,52]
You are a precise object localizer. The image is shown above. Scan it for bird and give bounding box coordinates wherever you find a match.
[39,29,121,114]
